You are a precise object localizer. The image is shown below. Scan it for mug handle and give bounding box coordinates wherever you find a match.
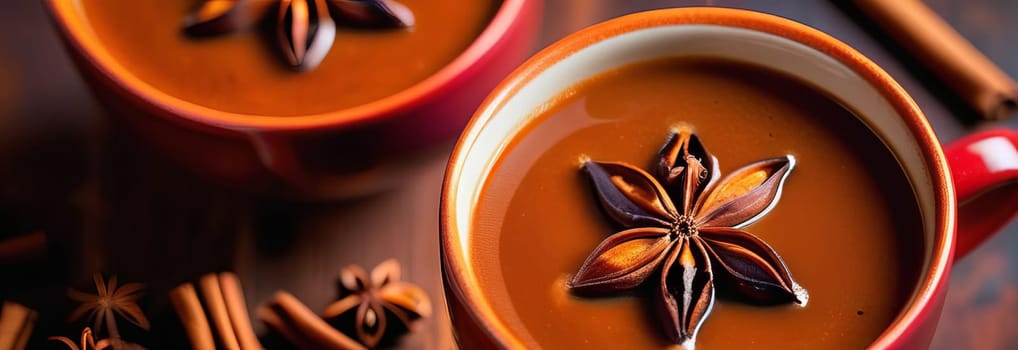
[945,129,1018,258]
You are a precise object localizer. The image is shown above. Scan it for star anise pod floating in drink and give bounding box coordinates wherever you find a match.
[67,274,150,341]
[570,126,808,347]
[183,0,415,71]
[322,259,432,348]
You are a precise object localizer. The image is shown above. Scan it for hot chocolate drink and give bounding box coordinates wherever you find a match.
[470,57,924,349]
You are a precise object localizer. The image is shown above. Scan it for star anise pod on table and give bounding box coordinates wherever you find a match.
[570,126,808,347]
[183,0,415,71]
[67,274,150,341]
[322,259,432,348]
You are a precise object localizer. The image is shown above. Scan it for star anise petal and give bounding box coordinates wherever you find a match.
[377,287,429,335]
[97,274,110,297]
[378,282,433,321]
[370,259,400,287]
[339,264,371,294]
[699,227,807,304]
[327,0,415,28]
[657,237,714,345]
[657,127,718,204]
[355,301,387,348]
[582,160,677,227]
[100,309,115,340]
[68,289,96,303]
[277,0,336,71]
[379,305,414,337]
[66,305,95,330]
[322,294,363,319]
[570,227,672,295]
[108,282,149,330]
[110,300,150,331]
[111,282,144,300]
[696,155,795,228]
[183,0,271,36]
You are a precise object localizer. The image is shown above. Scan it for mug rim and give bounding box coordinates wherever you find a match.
[441,7,955,348]
[45,0,527,131]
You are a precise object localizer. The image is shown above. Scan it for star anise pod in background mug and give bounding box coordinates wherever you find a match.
[323,259,432,348]
[182,0,415,71]
[570,126,808,347]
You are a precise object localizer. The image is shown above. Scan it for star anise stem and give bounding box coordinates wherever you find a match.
[570,126,807,346]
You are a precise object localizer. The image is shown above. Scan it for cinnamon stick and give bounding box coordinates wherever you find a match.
[257,305,316,349]
[259,292,366,350]
[0,301,37,350]
[171,273,262,350]
[219,272,261,350]
[169,284,216,350]
[198,275,240,349]
[848,0,1018,120]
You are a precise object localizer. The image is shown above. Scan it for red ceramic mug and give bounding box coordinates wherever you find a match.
[440,8,1018,348]
[46,0,542,199]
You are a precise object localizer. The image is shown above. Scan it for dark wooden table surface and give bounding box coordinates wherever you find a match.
[1,0,1016,348]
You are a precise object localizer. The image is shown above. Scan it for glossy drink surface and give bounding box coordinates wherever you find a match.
[81,0,496,116]
[471,57,924,349]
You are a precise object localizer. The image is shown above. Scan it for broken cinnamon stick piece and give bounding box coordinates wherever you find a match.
[849,0,1018,119]
[0,301,37,350]
[169,283,216,350]
[260,292,366,350]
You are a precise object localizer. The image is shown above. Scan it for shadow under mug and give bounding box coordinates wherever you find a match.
[45,0,542,199]
[440,8,1018,348]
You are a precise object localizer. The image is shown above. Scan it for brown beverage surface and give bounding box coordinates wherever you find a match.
[471,58,924,349]
[80,0,495,116]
